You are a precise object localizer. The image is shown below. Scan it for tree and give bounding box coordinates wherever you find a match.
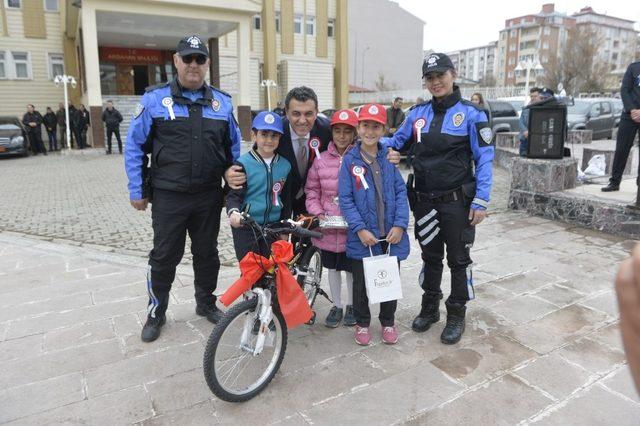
[374,72,397,92]
[541,26,608,95]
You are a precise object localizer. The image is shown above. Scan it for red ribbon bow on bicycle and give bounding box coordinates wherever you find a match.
[219,240,313,329]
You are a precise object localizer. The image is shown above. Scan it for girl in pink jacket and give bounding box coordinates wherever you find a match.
[305,109,358,328]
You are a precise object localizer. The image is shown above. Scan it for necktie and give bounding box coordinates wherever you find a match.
[296,138,307,178]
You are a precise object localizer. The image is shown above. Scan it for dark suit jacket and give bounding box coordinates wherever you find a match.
[276,115,331,216]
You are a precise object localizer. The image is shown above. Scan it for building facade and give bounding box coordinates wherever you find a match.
[495,3,575,87]
[348,0,423,91]
[0,0,349,147]
[446,42,497,84]
[572,6,638,90]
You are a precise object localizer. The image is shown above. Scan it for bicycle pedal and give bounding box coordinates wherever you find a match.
[306,311,316,325]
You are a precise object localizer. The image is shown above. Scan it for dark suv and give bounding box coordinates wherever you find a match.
[484,100,520,134]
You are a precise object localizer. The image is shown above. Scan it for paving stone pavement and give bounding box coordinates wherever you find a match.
[1,206,638,424]
[0,149,511,267]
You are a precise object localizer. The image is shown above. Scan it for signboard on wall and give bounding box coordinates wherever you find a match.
[99,47,162,64]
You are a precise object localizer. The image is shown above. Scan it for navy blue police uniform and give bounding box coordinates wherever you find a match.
[124,36,241,326]
[382,53,494,341]
[606,61,640,191]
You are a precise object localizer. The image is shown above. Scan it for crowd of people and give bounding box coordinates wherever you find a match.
[21,102,91,155]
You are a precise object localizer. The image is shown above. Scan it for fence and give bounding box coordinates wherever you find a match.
[348,86,527,106]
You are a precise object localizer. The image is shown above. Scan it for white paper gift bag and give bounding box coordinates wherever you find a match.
[362,246,403,304]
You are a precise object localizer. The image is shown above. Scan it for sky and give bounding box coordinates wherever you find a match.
[395,0,640,53]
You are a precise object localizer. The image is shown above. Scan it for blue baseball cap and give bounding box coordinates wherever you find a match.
[252,111,284,134]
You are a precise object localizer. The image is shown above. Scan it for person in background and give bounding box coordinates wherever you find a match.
[102,100,124,154]
[470,93,485,109]
[43,107,58,152]
[518,87,555,157]
[22,104,46,155]
[56,102,71,149]
[385,97,405,137]
[76,104,91,149]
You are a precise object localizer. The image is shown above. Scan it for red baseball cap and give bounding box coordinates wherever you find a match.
[330,109,358,128]
[358,103,387,125]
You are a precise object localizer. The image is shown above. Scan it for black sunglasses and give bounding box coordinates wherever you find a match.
[180,54,207,65]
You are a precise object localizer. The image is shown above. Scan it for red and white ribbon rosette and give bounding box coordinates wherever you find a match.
[272,181,283,206]
[351,165,369,190]
[309,137,321,160]
[414,118,426,143]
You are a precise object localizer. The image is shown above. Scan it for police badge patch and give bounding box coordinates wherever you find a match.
[452,112,465,127]
[479,127,493,145]
[211,99,221,112]
[133,103,144,119]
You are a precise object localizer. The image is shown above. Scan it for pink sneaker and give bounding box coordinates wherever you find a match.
[354,326,371,346]
[382,325,398,344]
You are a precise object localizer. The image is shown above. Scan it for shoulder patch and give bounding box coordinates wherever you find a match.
[145,81,170,93]
[133,103,145,119]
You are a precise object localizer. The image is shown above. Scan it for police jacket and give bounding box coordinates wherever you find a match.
[620,61,640,119]
[22,111,42,133]
[338,143,410,261]
[124,79,241,200]
[226,149,292,226]
[102,108,123,130]
[382,87,494,211]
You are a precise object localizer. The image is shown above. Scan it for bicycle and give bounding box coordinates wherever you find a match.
[203,215,325,402]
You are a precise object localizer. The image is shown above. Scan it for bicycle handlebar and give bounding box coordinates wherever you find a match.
[240,215,323,240]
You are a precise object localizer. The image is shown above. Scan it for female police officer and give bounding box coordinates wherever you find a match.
[382,53,494,344]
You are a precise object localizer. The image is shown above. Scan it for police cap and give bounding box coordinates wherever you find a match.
[176,35,209,58]
[422,53,455,76]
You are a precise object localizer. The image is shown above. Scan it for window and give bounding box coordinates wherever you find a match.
[44,0,58,11]
[509,44,516,52]
[275,12,280,33]
[305,16,315,36]
[508,57,515,65]
[253,14,261,30]
[0,52,6,79]
[327,18,335,38]
[5,0,20,8]
[601,102,611,115]
[543,26,551,36]
[48,53,64,79]
[12,52,30,79]
[613,40,619,48]
[612,52,618,61]
[542,42,549,50]
[508,71,513,78]
[294,14,303,34]
[490,101,517,118]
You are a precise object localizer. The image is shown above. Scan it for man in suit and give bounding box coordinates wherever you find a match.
[224,86,401,217]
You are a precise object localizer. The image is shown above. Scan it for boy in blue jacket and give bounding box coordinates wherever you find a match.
[227,111,292,260]
[339,104,410,346]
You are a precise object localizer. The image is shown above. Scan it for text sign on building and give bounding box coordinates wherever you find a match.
[99,47,162,64]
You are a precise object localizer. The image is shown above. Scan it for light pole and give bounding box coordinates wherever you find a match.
[361,46,370,89]
[54,74,77,152]
[260,79,277,111]
[514,59,543,104]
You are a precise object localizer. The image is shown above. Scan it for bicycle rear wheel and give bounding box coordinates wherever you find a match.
[296,245,322,307]
[203,297,287,402]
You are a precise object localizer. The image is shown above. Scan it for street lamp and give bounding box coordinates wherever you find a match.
[361,46,370,89]
[53,74,77,152]
[260,79,277,111]
[514,59,543,104]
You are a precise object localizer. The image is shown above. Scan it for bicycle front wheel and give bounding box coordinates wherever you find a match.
[296,245,322,307]
[203,297,287,402]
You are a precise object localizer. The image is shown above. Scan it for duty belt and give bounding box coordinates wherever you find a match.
[415,188,462,204]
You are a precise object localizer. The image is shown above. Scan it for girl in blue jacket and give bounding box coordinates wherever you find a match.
[339,103,410,346]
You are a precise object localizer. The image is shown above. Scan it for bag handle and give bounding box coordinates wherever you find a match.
[368,238,390,258]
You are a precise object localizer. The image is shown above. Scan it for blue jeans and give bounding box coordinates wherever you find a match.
[47,131,57,151]
[519,138,528,157]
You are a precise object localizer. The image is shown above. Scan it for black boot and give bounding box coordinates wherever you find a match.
[441,301,466,345]
[196,303,222,324]
[601,182,620,192]
[411,294,441,332]
[141,315,166,342]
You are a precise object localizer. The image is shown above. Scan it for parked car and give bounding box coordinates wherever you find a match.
[0,116,30,157]
[497,96,525,117]
[484,100,520,134]
[567,98,616,140]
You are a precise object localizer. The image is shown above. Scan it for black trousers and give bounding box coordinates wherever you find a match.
[28,130,46,153]
[352,241,398,327]
[231,225,274,261]
[147,188,223,319]
[610,118,640,185]
[414,195,475,305]
[106,128,122,153]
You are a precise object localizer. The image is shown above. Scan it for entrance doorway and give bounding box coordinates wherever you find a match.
[133,65,150,95]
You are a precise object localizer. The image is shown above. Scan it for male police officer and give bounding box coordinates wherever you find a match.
[383,53,494,344]
[125,35,241,342]
[602,60,640,192]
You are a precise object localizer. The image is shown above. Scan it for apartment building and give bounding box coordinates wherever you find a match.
[446,41,497,84]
